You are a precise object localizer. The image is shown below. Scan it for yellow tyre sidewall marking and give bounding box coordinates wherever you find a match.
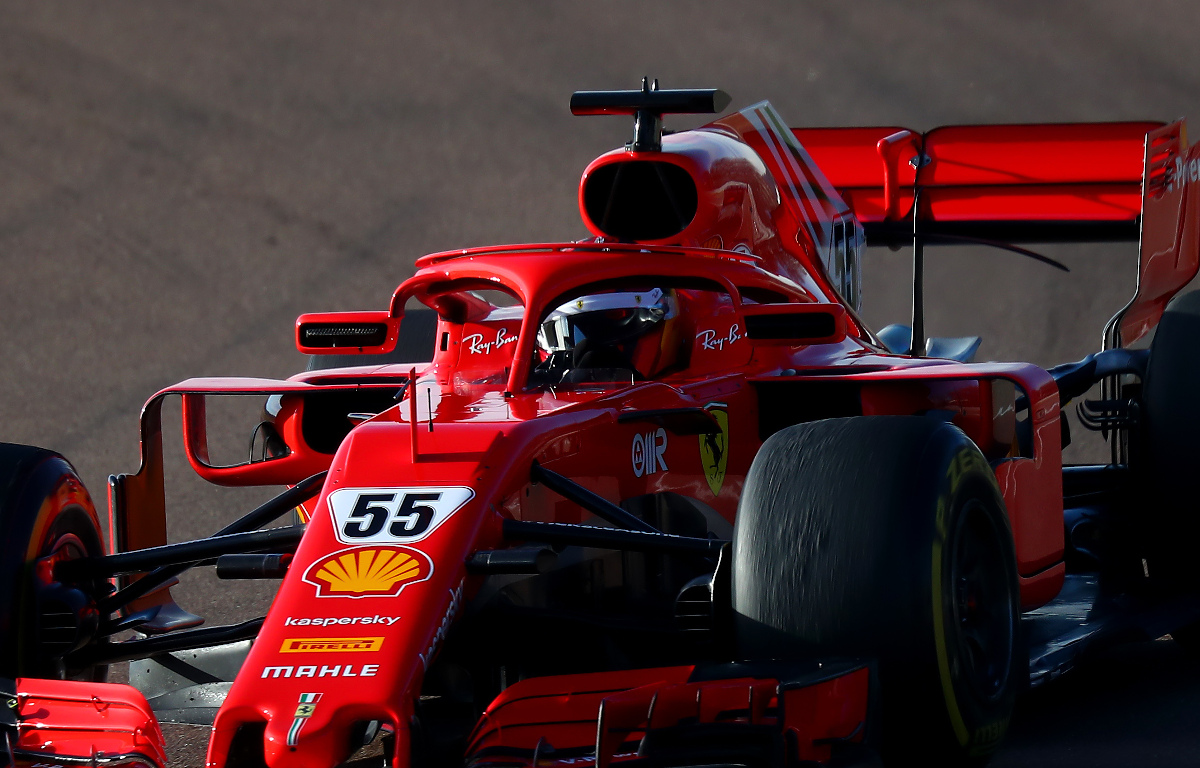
[931,450,971,747]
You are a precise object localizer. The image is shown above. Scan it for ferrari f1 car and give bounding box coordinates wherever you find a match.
[5,82,1200,768]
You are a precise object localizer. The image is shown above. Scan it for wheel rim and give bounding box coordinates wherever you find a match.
[30,523,102,678]
[34,531,90,585]
[48,531,88,560]
[948,499,1015,702]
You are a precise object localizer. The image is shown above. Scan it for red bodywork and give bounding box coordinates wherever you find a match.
[11,678,167,768]
[24,102,1200,767]
[467,663,869,768]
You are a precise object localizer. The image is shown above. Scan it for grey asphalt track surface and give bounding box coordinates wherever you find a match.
[4,2,1200,765]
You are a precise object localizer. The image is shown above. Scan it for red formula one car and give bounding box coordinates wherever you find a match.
[4,83,1200,768]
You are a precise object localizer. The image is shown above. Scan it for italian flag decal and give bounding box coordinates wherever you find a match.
[288,692,323,746]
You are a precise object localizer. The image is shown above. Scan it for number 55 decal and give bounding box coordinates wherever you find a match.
[328,487,475,545]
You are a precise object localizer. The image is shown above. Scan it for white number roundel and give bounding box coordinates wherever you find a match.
[328,487,475,545]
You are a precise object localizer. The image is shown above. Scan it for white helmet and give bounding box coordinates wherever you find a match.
[537,288,669,353]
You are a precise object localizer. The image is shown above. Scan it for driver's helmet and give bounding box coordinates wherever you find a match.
[536,288,685,378]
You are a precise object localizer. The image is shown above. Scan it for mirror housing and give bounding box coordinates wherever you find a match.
[295,311,401,355]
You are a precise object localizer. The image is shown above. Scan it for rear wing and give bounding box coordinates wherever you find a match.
[795,122,1160,243]
[794,120,1200,346]
[1116,121,1200,345]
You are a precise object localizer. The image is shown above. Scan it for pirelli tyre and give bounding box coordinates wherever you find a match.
[1139,289,1200,647]
[732,416,1020,766]
[0,443,106,679]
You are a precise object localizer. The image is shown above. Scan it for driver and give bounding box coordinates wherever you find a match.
[533,287,687,382]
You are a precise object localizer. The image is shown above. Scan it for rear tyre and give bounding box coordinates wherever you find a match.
[732,417,1020,766]
[1139,289,1200,649]
[0,443,106,679]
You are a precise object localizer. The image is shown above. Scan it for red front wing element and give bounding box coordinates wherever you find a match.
[466,664,870,768]
[11,678,167,768]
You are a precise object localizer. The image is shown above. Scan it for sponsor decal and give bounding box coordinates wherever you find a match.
[464,328,518,355]
[283,614,400,627]
[1171,155,1200,191]
[303,546,432,599]
[696,324,743,351]
[280,636,384,653]
[699,403,730,496]
[329,487,474,545]
[419,581,464,669]
[261,664,378,679]
[287,692,322,747]
[632,428,668,478]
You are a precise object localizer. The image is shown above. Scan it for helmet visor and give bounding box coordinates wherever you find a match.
[538,289,666,352]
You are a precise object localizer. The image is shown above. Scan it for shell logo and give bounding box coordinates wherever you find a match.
[302,545,433,599]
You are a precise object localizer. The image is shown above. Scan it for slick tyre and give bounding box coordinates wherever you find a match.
[1141,290,1200,578]
[732,417,1020,766]
[0,443,106,679]
[1140,289,1200,648]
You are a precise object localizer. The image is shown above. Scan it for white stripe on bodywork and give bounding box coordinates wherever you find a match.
[743,107,822,249]
[759,107,835,246]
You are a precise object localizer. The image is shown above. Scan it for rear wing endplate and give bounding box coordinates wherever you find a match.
[1114,120,1200,345]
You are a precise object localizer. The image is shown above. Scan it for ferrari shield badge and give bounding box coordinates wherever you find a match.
[288,692,322,746]
[699,403,729,496]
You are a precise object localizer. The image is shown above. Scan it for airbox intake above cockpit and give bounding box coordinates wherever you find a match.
[581,160,699,241]
[578,131,784,250]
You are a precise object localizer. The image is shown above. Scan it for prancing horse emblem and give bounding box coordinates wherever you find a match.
[699,403,729,496]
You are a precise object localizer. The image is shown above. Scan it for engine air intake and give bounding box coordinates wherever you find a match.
[582,161,698,242]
